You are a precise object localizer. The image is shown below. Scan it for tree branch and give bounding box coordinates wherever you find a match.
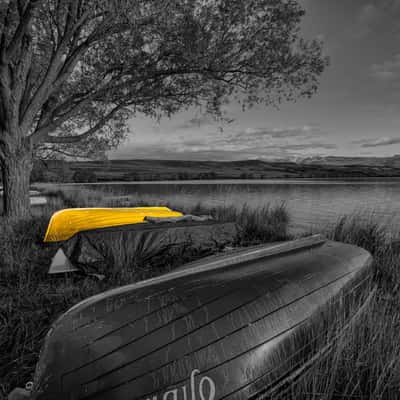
[20,4,146,133]
[35,144,86,158]
[37,103,123,144]
[30,63,241,140]
[0,2,12,62]
[20,0,83,132]
[6,0,39,61]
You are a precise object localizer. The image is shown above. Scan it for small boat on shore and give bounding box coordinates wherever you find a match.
[30,235,373,400]
[43,207,183,242]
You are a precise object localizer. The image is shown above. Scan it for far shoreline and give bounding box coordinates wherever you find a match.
[33,176,400,187]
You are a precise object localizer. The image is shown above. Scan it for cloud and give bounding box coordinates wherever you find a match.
[355,137,400,148]
[358,3,380,26]
[279,143,337,150]
[110,142,292,161]
[235,125,321,140]
[110,144,315,161]
[358,2,400,25]
[358,103,400,114]
[370,54,400,81]
[110,124,337,160]
[355,2,400,38]
[352,3,381,38]
[176,115,214,130]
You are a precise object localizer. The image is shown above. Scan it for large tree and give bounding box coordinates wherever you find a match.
[0,0,327,218]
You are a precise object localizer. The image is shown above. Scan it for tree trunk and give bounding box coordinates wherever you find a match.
[1,152,33,219]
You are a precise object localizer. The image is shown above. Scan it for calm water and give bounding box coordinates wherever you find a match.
[56,179,400,235]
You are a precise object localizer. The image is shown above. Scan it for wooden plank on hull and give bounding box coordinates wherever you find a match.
[31,236,373,400]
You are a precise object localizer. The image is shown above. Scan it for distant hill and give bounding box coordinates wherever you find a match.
[300,155,400,168]
[31,157,400,183]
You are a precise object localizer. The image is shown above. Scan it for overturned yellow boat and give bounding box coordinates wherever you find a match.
[44,207,183,242]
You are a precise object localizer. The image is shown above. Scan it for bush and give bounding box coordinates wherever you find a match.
[30,161,46,183]
[72,169,97,183]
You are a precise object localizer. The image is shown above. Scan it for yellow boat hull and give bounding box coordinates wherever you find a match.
[43,207,183,242]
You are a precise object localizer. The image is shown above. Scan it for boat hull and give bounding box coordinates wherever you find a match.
[43,207,183,242]
[31,235,373,400]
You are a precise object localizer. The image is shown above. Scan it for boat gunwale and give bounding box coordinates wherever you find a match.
[74,218,224,236]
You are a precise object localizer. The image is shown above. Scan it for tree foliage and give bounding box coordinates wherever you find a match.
[0,0,328,217]
[0,0,327,159]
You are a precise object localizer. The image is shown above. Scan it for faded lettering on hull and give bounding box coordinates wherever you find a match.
[146,370,216,400]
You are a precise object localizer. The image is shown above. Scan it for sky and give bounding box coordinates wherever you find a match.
[109,0,400,161]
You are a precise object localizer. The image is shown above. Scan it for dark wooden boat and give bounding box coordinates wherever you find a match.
[31,235,373,400]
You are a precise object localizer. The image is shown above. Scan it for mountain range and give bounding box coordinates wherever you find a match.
[299,155,400,168]
[32,155,400,182]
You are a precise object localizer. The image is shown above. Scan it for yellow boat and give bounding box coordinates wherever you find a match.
[43,207,183,242]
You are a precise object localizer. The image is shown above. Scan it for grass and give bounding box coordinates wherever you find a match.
[0,187,399,399]
[280,216,400,399]
[44,186,290,245]
[0,188,289,398]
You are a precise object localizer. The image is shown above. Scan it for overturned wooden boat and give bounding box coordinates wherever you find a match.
[43,207,183,242]
[31,235,373,400]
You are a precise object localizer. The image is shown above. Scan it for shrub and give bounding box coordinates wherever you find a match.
[72,170,97,183]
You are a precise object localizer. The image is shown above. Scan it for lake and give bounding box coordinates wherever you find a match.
[52,179,400,236]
